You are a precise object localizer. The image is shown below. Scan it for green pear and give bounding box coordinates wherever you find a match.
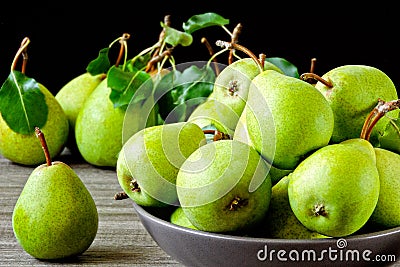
[0,84,69,165]
[232,104,253,146]
[75,78,126,167]
[314,65,399,145]
[233,106,292,185]
[116,121,207,207]
[197,58,282,135]
[246,70,334,170]
[176,139,272,233]
[170,207,198,230]
[210,57,283,120]
[55,72,106,151]
[117,150,165,207]
[12,128,98,260]
[288,138,380,237]
[268,166,293,186]
[377,124,400,154]
[264,175,328,239]
[368,148,400,229]
[187,98,239,136]
[187,57,283,136]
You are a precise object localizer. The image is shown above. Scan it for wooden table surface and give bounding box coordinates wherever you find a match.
[0,149,184,267]
[3,149,400,267]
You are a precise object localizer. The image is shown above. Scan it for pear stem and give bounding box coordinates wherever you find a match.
[145,15,173,73]
[35,127,52,166]
[114,191,129,200]
[301,58,318,84]
[259,53,266,70]
[201,37,220,75]
[309,58,317,73]
[360,98,400,141]
[145,48,173,73]
[215,40,263,73]
[114,33,130,68]
[228,23,243,65]
[202,129,231,141]
[360,99,385,140]
[299,72,333,88]
[11,37,30,74]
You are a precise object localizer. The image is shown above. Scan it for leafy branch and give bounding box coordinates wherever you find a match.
[85,12,231,120]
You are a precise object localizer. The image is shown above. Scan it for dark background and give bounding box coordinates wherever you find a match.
[1,2,399,95]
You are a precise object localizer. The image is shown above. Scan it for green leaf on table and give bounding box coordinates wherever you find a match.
[266,57,299,78]
[0,70,48,134]
[86,47,111,75]
[155,64,215,122]
[107,66,152,110]
[162,23,193,47]
[378,118,400,154]
[182,12,230,34]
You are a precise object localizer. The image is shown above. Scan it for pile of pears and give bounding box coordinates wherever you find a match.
[116,54,400,240]
[2,15,400,262]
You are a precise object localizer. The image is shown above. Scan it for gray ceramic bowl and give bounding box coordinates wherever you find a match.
[133,202,400,267]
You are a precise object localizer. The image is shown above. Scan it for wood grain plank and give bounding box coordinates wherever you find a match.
[0,149,184,266]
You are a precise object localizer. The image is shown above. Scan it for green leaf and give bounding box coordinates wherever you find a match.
[155,64,215,122]
[107,66,152,109]
[173,65,215,105]
[378,118,400,154]
[266,57,299,78]
[153,70,181,119]
[182,12,230,34]
[0,71,48,134]
[128,54,152,71]
[162,23,193,47]
[86,47,111,75]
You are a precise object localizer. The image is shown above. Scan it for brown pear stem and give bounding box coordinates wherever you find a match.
[201,37,220,75]
[299,72,333,87]
[202,129,231,141]
[201,37,214,56]
[115,33,131,67]
[145,15,172,73]
[153,14,171,58]
[309,58,317,73]
[364,113,385,141]
[360,99,384,140]
[145,48,173,73]
[11,37,30,74]
[202,129,217,135]
[360,98,400,141]
[215,40,263,73]
[259,53,266,70]
[301,58,318,84]
[114,191,129,200]
[35,127,52,166]
[228,23,243,65]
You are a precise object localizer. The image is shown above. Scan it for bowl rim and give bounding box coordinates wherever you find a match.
[133,201,400,243]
